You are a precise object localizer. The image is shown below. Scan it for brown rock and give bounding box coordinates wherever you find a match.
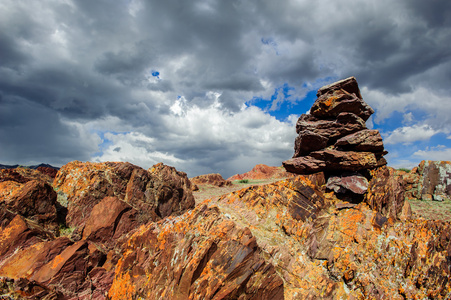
[418,160,451,201]
[53,161,195,227]
[317,76,363,99]
[326,173,369,194]
[284,149,383,174]
[228,164,295,181]
[82,196,138,248]
[335,129,384,152]
[295,112,366,143]
[366,166,406,219]
[108,205,284,299]
[36,166,58,178]
[191,173,232,187]
[293,130,328,157]
[8,180,58,227]
[148,162,196,218]
[311,89,374,121]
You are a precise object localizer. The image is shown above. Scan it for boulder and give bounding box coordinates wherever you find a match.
[293,131,328,157]
[191,173,232,187]
[284,149,382,174]
[295,113,366,143]
[365,166,407,219]
[285,77,387,176]
[335,129,384,152]
[108,205,284,299]
[418,160,451,201]
[228,164,295,181]
[326,173,369,195]
[311,88,374,121]
[53,161,195,227]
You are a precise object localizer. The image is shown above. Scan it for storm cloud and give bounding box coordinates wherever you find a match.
[1,0,450,177]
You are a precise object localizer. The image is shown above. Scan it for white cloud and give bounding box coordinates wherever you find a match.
[414,146,451,161]
[363,86,451,129]
[91,98,296,177]
[384,124,439,145]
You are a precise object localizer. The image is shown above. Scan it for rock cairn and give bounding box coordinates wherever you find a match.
[283,77,387,194]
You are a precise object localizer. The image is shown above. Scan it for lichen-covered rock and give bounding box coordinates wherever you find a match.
[53,161,195,227]
[108,205,284,300]
[366,166,407,219]
[228,164,296,181]
[285,77,387,176]
[191,173,232,187]
[335,129,384,152]
[284,149,384,174]
[312,80,374,121]
[209,176,450,299]
[418,160,451,201]
[0,167,55,185]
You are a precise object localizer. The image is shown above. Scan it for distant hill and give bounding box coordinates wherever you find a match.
[0,163,59,170]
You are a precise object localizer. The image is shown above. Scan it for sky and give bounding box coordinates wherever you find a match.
[1,0,451,178]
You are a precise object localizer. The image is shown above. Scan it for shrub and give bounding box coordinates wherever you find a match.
[237,179,249,184]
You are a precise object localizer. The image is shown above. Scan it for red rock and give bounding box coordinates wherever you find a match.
[335,129,384,152]
[7,180,58,228]
[293,130,328,157]
[326,173,369,194]
[228,164,295,181]
[82,196,138,248]
[295,112,366,143]
[108,205,284,299]
[191,173,232,187]
[313,77,374,121]
[36,166,58,178]
[53,161,195,227]
[366,166,407,219]
[284,149,383,174]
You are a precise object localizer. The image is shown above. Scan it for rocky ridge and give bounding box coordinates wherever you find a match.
[228,164,296,181]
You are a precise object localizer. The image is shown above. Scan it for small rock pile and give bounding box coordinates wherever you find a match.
[283,77,387,195]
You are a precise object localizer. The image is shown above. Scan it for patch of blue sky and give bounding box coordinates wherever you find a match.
[91,130,126,157]
[248,84,317,122]
[151,70,160,79]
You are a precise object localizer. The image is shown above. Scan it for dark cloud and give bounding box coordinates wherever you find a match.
[1,0,450,175]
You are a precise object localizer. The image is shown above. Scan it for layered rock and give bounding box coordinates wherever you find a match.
[0,161,450,299]
[0,161,196,299]
[416,160,450,201]
[283,77,388,201]
[228,164,295,181]
[190,173,232,188]
[283,77,386,176]
[54,161,195,227]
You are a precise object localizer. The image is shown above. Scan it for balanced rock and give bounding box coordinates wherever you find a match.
[283,77,388,198]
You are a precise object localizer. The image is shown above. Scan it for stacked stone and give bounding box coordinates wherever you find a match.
[283,77,387,194]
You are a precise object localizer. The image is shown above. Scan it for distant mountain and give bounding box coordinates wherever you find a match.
[0,163,59,170]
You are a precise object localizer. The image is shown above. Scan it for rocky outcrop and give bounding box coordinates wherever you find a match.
[0,160,449,299]
[0,160,196,299]
[109,205,284,299]
[228,164,295,181]
[283,77,389,202]
[191,173,232,188]
[283,77,387,177]
[398,160,451,202]
[53,161,195,227]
